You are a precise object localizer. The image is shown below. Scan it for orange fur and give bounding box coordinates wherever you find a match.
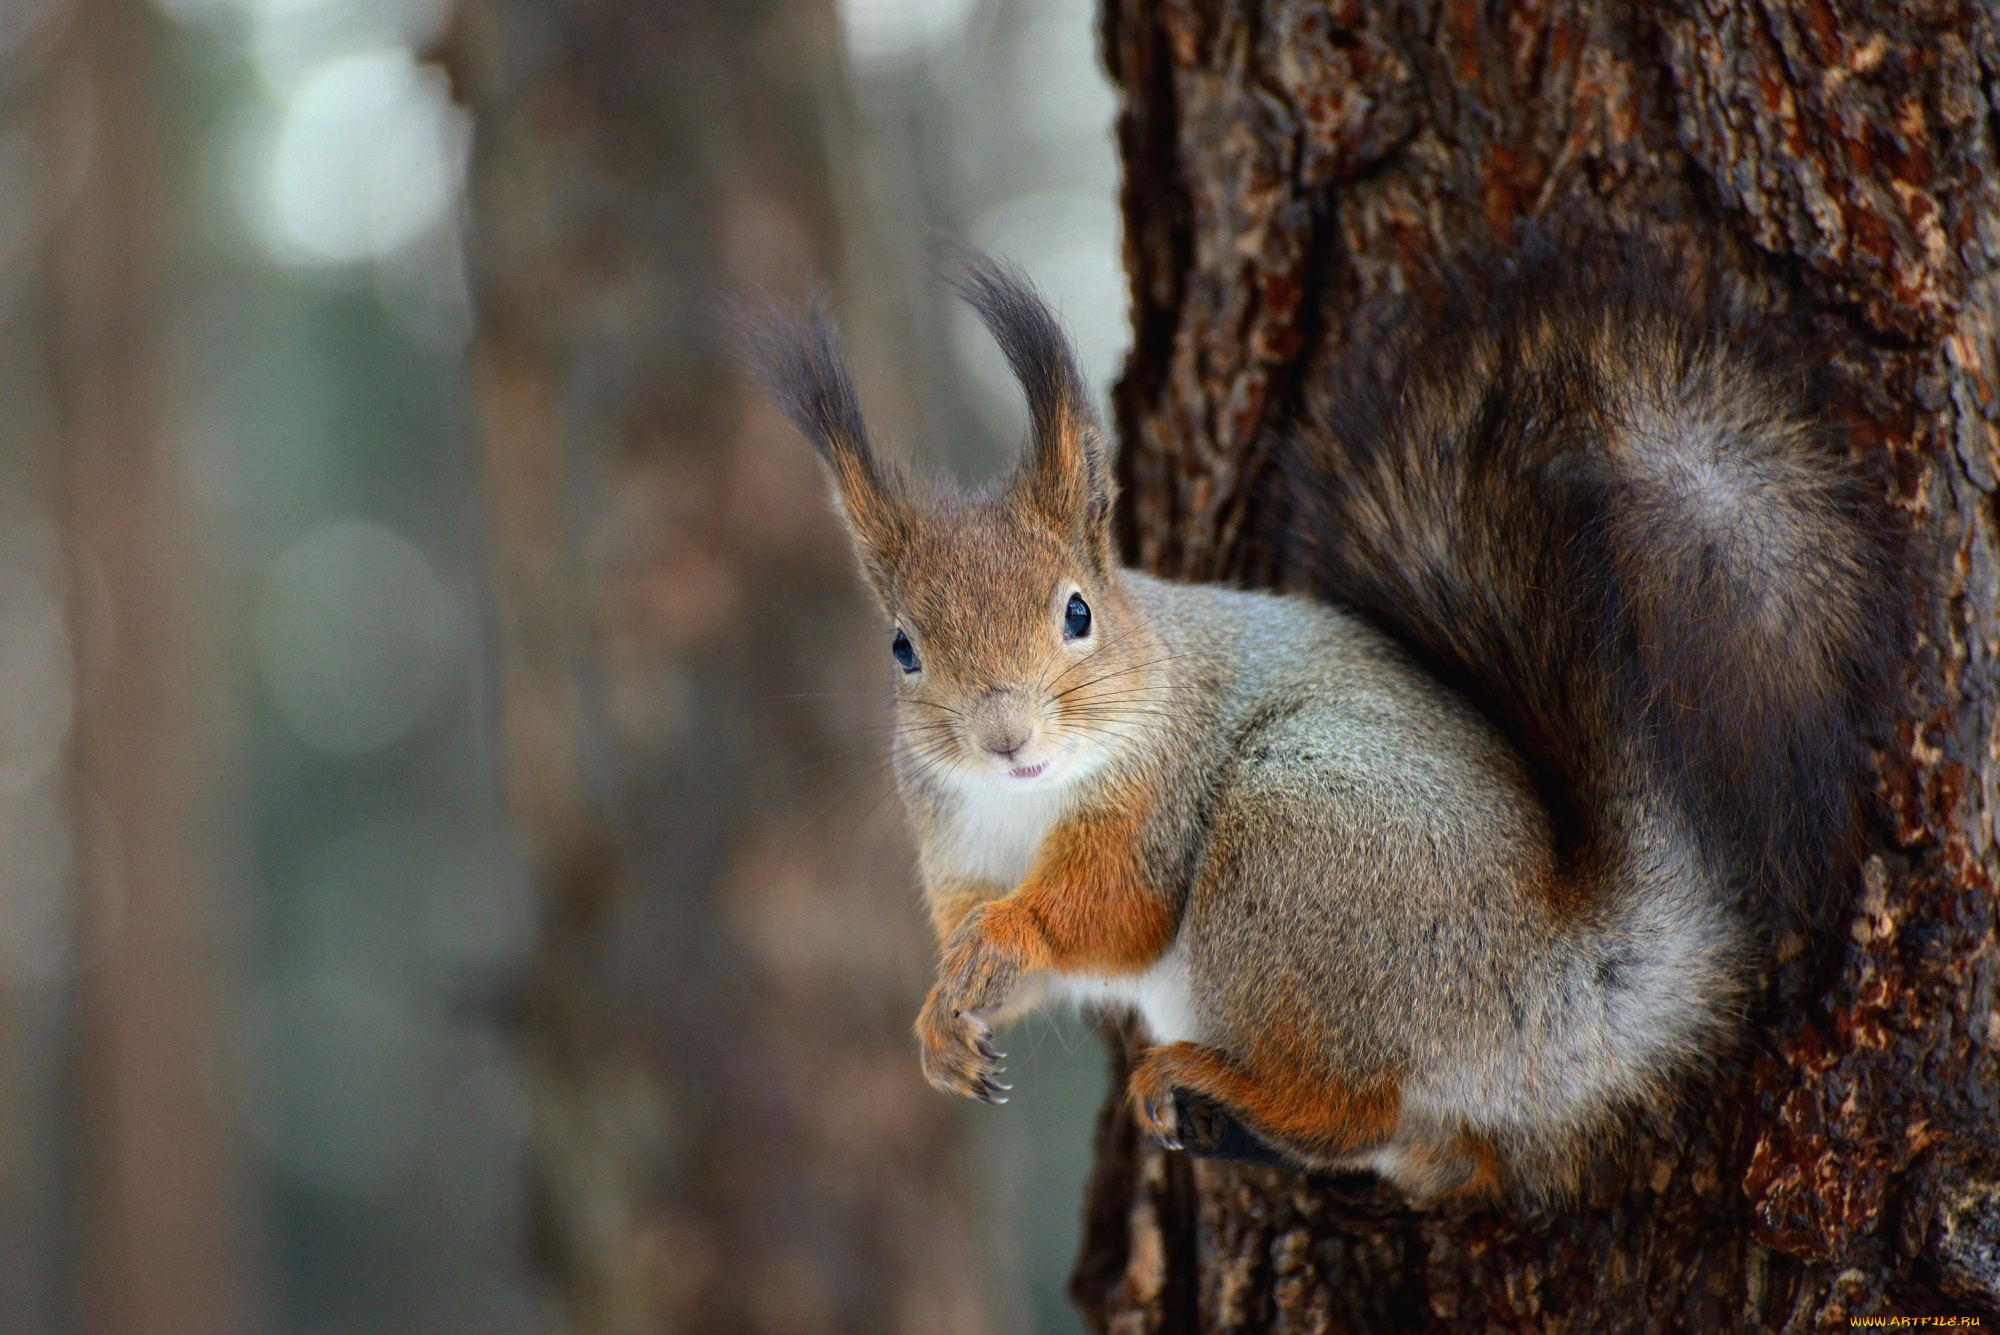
[1433,1134,1502,1200]
[1128,1040,1402,1160]
[925,879,1002,944]
[991,796,1174,972]
[1381,1130,1503,1203]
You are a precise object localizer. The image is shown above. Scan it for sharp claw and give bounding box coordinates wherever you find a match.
[1138,1099,1183,1151]
[993,1080,1012,1092]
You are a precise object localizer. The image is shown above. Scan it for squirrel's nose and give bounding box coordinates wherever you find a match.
[971,691,1033,760]
[979,726,1028,760]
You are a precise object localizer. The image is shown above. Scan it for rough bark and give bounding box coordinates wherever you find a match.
[1080,0,2000,1328]
[443,2,989,1331]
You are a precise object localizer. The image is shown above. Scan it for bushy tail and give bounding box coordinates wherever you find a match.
[1280,252,1905,927]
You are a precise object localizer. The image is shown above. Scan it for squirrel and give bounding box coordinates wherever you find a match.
[752,247,1902,1202]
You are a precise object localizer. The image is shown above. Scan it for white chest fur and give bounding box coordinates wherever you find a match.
[943,775,1070,886]
[1057,945,1200,1045]
[941,777,1200,1045]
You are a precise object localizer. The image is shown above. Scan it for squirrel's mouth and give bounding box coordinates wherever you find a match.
[1007,761,1050,781]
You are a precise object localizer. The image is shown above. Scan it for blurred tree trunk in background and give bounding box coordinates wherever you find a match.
[443,2,988,1332]
[1078,0,2000,1328]
[51,0,242,1331]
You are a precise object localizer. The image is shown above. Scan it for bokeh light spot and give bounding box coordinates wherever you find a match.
[0,787,73,987]
[0,567,72,794]
[262,48,467,264]
[247,973,433,1195]
[837,0,981,69]
[255,518,467,753]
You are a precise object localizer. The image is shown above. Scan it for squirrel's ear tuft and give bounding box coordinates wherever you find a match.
[745,300,909,597]
[949,253,1115,567]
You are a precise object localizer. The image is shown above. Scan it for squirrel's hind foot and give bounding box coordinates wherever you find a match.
[1170,1092,1297,1167]
[1126,1040,1399,1168]
[1126,1042,1506,1205]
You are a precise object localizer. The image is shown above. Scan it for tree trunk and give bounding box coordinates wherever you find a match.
[442,2,990,1331]
[1078,0,2000,1328]
[50,0,244,1330]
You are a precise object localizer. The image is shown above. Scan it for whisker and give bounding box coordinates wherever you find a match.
[1050,650,1213,703]
[1037,607,1196,694]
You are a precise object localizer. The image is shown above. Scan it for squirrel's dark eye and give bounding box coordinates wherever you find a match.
[1063,593,1092,641]
[892,629,921,673]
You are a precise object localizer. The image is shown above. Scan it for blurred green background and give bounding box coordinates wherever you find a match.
[0,0,1130,1329]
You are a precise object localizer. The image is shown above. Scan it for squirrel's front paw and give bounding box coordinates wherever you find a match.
[915,909,1025,1102]
[916,988,1010,1102]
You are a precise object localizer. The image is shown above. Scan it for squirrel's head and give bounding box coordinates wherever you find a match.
[756,257,1149,792]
